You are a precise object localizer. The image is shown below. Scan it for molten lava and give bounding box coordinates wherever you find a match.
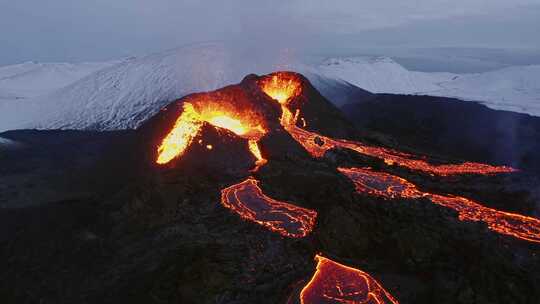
[156,100,266,165]
[339,167,540,244]
[248,140,267,168]
[156,103,203,164]
[300,255,399,304]
[259,73,302,104]
[284,125,515,176]
[220,177,317,238]
[258,73,515,176]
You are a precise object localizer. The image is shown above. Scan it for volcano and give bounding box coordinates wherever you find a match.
[1,72,540,304]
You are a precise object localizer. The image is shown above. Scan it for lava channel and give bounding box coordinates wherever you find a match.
[338,167,540,244]
[300,255,399,304]
[220,177,317,238]
[285,124,515,177]
[258,72,515,177]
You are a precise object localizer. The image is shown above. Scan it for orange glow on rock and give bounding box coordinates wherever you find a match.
[248,140,267,169]
[300,255,399,304]
[338,167,540,244]
[220,177,317,238]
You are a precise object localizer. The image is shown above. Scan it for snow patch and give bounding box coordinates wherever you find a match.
[0,61,118,100]
[316,56,540,116]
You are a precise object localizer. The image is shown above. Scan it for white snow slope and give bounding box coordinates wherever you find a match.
[1,45,539,132]
[316,57,540,116]
[0,61,117,101]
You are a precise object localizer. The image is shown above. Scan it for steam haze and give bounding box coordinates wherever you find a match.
[1,0,540,65]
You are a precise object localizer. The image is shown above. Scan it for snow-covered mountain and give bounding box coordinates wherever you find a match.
[425,65,540,115]
[315,56,540,116]
[316,57,455,94]
[1,45,539,132]
[0,43,365,131]
[0,61,117,100]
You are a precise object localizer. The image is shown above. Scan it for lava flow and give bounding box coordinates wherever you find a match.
[300,255,399,304]
[150,72,529,303]
[338,167,540,244]
[258,73,515,177]
[285,125,515,177]
[156,98,267,165]
[220,177,317,238]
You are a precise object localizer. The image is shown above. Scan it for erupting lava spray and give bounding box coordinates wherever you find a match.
[300,255,399,304]
[156,99,267,166]
[338,167,540,244]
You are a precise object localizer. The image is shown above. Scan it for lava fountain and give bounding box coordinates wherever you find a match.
[300,255,399,304]
[338,167,540,244]
[220,177,317,238]
[156,97,267,165]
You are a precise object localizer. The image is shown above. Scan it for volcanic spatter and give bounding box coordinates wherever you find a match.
[150,71,536,303]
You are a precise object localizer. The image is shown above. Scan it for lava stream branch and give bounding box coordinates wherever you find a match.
[283,118,514,177]
[258,73,514,176]
[338,167,540,244]
[300,255,399,304]
[220,177,317,238]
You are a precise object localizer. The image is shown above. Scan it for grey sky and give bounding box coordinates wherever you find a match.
[1,0,539,65]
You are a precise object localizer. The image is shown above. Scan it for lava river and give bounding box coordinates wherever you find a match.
[338,167,540,244]
[300,255,399,304]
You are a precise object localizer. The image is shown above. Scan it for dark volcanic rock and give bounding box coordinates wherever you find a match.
[341,94,540,174]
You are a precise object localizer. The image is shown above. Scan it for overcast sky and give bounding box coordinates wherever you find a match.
[1,0,539,65]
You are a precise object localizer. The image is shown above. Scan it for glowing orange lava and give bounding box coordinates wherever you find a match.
[156,100,266,165]
[300,255,399,304]
[259,73,302,104]
[248,139,267,169]
[156,103,204,164]
[220,177,317,238]
[158,72,513,175]
[338,167,540,244]
[285,126,515,176]
[258,73,515,176]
